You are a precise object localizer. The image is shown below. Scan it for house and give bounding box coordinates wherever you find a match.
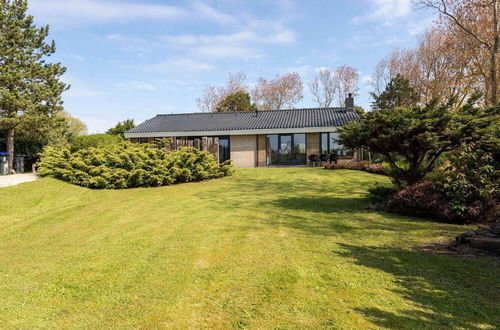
[124,96,360,168]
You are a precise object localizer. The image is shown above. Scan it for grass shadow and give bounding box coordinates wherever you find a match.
[335,243,500,329]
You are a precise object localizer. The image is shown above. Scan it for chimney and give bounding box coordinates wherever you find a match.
[345,93,354,110]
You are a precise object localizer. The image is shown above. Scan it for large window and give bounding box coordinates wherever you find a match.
[218,136,230,163]
[266,133,306,165]
[266,135,279,165]
[320,132,353,157]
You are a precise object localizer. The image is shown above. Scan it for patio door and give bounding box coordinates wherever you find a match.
[279,134,293,165]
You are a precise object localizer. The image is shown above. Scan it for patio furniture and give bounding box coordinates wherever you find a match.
[329,152,338,164]
[319,154,328,165]
[308,154,320,167]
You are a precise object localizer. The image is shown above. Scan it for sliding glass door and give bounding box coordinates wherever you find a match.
[266,133,306,165]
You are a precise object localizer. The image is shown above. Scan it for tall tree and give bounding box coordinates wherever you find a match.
[106,119,135,138]
[0,0,68,172]
[196,72,248,112]
[252,72,303,110]
[371,75,420,109]
[215,91,257,112]
[310,68,338,108]
[417,0,500,105]
[335,65,359,107]
[59,110,87,137]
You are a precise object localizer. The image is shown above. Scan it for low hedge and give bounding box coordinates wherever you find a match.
[38,143,233,189]
[70,134,122,152]
[324,161,387,175]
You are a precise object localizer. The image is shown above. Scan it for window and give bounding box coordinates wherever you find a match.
[293,133,306,165]
[138,138,149,144]
[266,134,307,165]
[266,135,279,165]
[218,136,230,163]
[320,132,353,157]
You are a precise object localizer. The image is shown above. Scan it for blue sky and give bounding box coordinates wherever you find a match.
[28,0,433,132]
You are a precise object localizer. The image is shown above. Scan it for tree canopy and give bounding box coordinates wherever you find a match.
[215,91,257,112]
[0,0,68,171]
[338,98,489,188]
[371,74,420,110]
[106,119,135,138]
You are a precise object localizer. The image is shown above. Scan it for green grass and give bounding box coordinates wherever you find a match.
[0,168,498,329]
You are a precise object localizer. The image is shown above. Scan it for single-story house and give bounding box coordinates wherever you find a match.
[124,96,360,168]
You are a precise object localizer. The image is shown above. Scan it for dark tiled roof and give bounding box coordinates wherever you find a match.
[127,107,359,134]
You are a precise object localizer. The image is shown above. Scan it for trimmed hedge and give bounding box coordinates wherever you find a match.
[38,143,233,189]
[70,134,122,152]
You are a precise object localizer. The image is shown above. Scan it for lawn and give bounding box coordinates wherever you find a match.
[0,168,498,329]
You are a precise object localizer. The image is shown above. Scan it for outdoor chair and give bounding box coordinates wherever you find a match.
[329,153,338,164]
[319,154,328,165]
[308,154,320,167]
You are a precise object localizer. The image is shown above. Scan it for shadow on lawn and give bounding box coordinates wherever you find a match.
[335,243,500,329]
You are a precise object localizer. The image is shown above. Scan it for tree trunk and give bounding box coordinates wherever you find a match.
[6,127,15,174]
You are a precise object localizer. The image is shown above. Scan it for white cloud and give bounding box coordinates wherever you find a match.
[190,2,237,25]
[29,0,187,27]
[146,58,215,72]
[353,0,412,23]
[114,81,157,91]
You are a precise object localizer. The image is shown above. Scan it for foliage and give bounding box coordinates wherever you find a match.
[338,98,488,188]
[367,183,399,205]
[215,90,257,112]
[106,119,135,138]
[0,0,68,170]
[371,75,420,110]
[70,134,122,152]
[59,111,87,137]
[38,143,233,189]
[251,72,304,110]
[197,72,248,112]
[309,66,360,108]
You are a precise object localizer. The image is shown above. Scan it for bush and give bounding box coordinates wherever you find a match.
[38,143,233,189]
[325,161,387,175]
[386,181,499,224]
[367,184,398,205]
[70,134,122,152]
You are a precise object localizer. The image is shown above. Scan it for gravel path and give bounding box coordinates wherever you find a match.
[0,173,39,188]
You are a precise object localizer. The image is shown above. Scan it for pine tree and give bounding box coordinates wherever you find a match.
[371,74,419,110]
[0,0,68,172]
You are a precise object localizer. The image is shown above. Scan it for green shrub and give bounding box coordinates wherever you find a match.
[367,183,398,205]
[70,134,122,152]
[38,143,233,189]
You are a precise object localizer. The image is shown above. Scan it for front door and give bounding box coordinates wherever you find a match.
[279,135,293,165]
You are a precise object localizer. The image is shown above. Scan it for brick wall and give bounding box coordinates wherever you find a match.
[256,135,267,167]
[230,135,257,168]
[306,133,319,165]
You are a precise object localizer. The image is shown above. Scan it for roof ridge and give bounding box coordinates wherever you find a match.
[156,107,349,116]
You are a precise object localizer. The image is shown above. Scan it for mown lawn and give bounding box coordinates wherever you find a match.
[0,168,498,329]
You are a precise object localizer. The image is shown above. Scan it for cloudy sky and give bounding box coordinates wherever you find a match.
[28,0,433,132]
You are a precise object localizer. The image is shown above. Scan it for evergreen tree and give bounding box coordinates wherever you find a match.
[371,74,419,110]
[215,91,258,112]
[0,0,68,172]
[106,119,135,138]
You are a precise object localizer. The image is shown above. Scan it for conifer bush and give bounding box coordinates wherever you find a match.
[38,142,233,189]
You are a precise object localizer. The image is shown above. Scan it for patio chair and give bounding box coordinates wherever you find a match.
[319,154,328,165]
[329,152,338,164]
[308,154,320,167]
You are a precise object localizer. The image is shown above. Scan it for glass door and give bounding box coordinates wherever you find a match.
[279,135,293,165]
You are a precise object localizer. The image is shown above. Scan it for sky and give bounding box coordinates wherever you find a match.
[28,0,434,133]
